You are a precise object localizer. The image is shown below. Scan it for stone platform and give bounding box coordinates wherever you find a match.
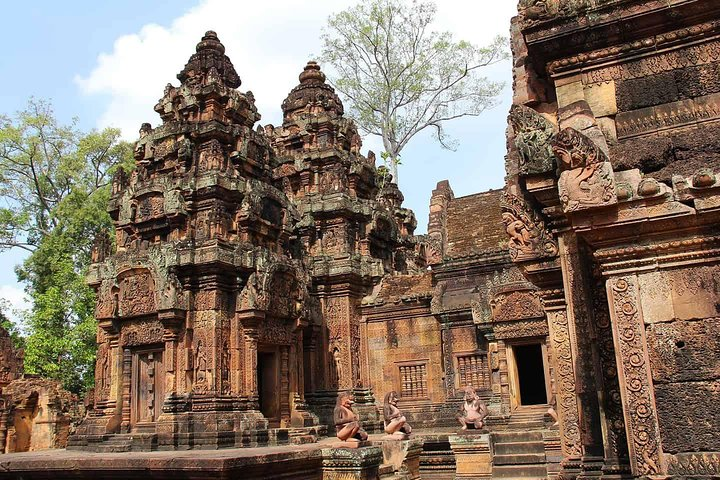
[0,434,414,480]
[0,441,328,480]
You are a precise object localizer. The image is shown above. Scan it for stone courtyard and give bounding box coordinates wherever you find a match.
[1,0,720,479]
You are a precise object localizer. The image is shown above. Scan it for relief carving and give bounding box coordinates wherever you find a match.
[554,128,617,212]
[119,271,157,317]
[493,319,549,339]
[509,104,557,175]
[198,139,226,172]
[608,277,665,476]
[546,308,582,458]
[490,289,544,322]
[501,191,558,261]
[121,319,165,347]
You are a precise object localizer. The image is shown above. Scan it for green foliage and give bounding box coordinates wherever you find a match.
[0,99,133,394]
[321,0,508,183]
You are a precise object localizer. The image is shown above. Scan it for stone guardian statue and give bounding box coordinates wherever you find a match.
[333,392,368,442]
[383,391,412,436]
[457,386,489,430]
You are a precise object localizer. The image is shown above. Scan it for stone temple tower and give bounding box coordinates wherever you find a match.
[71,32,421,451]
[73,31,321,450]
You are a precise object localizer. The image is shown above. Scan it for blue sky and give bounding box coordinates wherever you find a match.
[0,0,516,318]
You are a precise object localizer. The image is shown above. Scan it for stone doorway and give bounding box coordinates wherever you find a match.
[257,349,280,427]
[508,342,549,408]
[130,348,165,430]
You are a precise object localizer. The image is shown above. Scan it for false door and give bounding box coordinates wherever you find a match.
[131,349,165,429]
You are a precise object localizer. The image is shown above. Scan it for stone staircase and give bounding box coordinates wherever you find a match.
[491,407,549,479]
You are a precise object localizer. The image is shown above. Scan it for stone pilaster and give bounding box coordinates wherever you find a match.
[557,234,605,462]
[380,438,423,480]
[449,433,492,479]
[541,290,582,465]
[605,275,665,477]
[321,446,383,480]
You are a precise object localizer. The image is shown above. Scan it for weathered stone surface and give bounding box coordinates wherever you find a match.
[0,378,82,453]
[654,380,720,453]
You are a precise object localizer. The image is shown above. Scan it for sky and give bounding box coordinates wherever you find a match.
[0,0,517,322]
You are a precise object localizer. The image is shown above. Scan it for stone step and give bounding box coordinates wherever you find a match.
[492,464,548,478]
[492,431,544,443]
[493,453,547,465]
[493,440,546,455]
[505,421,545,430]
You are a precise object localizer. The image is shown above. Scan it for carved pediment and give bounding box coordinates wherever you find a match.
[509,104,557,175]
[501,191,558,262]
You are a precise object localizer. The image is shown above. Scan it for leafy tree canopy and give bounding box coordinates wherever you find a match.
[0,99,133,393]
[321,0,508,184]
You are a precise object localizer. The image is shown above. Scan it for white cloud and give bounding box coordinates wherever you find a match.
[75,0,517,143]
[0,284,30,326]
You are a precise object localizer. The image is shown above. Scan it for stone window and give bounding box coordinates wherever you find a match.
[398,363,428,399]
[456,353,490,390]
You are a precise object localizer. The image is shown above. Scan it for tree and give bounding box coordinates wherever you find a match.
[321,0,508,184]
[0,99,133,393]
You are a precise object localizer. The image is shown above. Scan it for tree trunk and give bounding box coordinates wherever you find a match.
[390,158,399,186]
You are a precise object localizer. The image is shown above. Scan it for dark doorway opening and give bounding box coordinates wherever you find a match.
[514,344,547,405]
[257,351,279,427]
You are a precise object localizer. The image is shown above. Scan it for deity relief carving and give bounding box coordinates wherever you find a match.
[559,161,617,212]
[509,104,557,175]
[119,271,157,317]
[554,128,617,212]
[553,127,608,172]
[490,288,544,322]
[121,320,164,347]
[198,139,226,172]
[501,191,558,261]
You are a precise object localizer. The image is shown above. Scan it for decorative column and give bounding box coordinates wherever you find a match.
[238,310,263,406]
[541,290,582,466]
[120,347,132,433]
[159,309,184,397]
[589,269,631,476]
[605,275,665,477]
[557,234,605,463]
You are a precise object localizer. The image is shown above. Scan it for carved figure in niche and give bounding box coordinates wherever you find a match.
[457,386,488,430]
[193,341,210,393]
[503,212,532,251]
[509,104,556,175]
[383,391,412,436]
[221,341,230,395]
[111,286,120,318]
[334,392,368,442]
[330,347,343,389]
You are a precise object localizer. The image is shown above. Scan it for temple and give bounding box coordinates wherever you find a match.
[2,1,720,479]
